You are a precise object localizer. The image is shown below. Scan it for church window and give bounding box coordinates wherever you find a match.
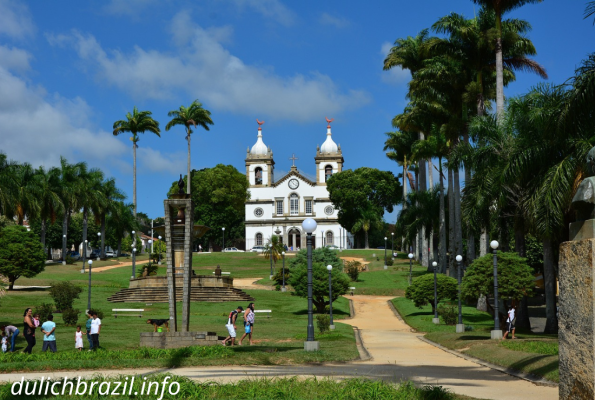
[305,200,312,214]
[325,165,333,182]
[326,231,334,245]
[254,207,264,217]
[255,167,263,185]
[256,233,263,246]
[290,194,299,216]
[276,200,284,215]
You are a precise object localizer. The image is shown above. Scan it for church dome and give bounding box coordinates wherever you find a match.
[320,127,338,154]
[250,128,268,156]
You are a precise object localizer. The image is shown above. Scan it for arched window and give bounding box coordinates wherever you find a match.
[256,233,263,246]
[290,193,299,215]
[326,231,334,245]
[255,167,263,185]
[325,165,333,182]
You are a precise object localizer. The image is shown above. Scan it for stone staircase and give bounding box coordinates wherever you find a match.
[107,287,254,303]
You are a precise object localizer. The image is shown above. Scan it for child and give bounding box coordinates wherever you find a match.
[1,332,7,353]
[75,326,83,351]
[33,314,40,328]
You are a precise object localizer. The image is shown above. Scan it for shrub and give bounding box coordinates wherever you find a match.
[386,258,394,266]
[345,261,361,282]
[405,273,458,315]
[288,262,350,313]
[275,284,281,291]
[137,263,158,277]
[49,281,83,311]
[437,304,457,325]
[62,308,80,326]
[271,268,290,287]
[64,254,76,265]
[88,309,105,320]
[316,314,330,334]
[34,303,54,323]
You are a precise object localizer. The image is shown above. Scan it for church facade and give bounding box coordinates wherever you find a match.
[244,120,354,250]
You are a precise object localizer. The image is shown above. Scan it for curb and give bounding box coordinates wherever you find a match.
[351,326,373,361]
[417,336,558,388]
[348,298,355,319]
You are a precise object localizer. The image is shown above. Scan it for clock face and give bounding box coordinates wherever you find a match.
[288,179,299,190]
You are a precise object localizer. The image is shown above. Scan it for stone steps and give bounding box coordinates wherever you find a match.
[107,287,254,303]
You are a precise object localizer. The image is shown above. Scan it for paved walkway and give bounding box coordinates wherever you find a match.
[0,296,558,400]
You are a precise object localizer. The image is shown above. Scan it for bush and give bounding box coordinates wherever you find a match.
[275,284,281,291]
[88,309,105,320]
[316,314,331,334]
[386,258,394,266]
[62,308,80,326]
[64,254,77,265]
[345,261,361,282]
[49,281,83,311]
[137,263,158,277]
[405,273,458,315]
[34,303,54,323]
[271,268,290,287]
[438,304,457,325]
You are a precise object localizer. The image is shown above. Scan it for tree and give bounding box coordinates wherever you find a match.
[0,225,46,290]
[94,178,125,258]
[0,153,17,216]
[33,166,63,252]
[405,273,458,315]
[165,100,214,195]
[288,261,350,313]
[107,201,137,256]
[586,1,595,24]
[168,164,249,250]
[264,235,284,272]
[351,205,382,249]
[113,106,161,216]
[57,157,84,262]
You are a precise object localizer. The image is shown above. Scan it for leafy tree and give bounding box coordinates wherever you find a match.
[405,273,458,315]
[288,262,350,313]
[32,166,63,252]
[113,106,161,216]
[48,281,83,312]
[165,100,214,195]
[288,247,343,271]
[462,252,534,307]
[168,164,249,250]
[0,226,45,290]
[264,235,284,273]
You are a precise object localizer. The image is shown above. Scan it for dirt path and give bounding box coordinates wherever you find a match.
[233,278,275,291]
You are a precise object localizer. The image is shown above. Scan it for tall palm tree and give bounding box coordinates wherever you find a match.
[384,130,418,206]
[34,166,63,254]
[107,201,137,256]
[0,153,17,217]
[11,162,39,225]
[471,0,544,121]
[57,157,84,262]
[78,168,104,262]
[93,178,125,258]
[113,106,161,216]
[165,100,214,194]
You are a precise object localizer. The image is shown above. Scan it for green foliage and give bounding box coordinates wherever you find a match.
[137,263,158,277]
[49,281,83,311]
[288,247,343,270]
[122,236,143,254]
[0,216,14,230]
[405,273,458,314]
[437,304,457,325]
[62,308,80,326]
[272,268,290,287]
[462,252,534,301]
[34,303,54,324]
[500,340,558,355]
[288,262,350,313]
[0,225,46,289]
[386,258,394,267]
[64,253,77,265]
[345,261,361,282]
[88,309,105,320]
[316,314,331,334]
[264,235,284,263]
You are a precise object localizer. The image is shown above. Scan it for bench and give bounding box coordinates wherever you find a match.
[112,308,144,318]
[212,271,231,275]
[254,309,272,318]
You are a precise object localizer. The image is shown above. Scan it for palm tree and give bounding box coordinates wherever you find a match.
[57,157,84,262]
[352,206,383,249]
[0,153,17,217]
[107,201,137,256]
[93,178,125,258]
[113,106,161,216]
[10,162,39,225]
[78,168,104,262]
[165,100,214,194]
[384,130,418,205]
[471,0,544,121]
[586,1,595,23]
[33,166,63,254]
[263,235,284,275]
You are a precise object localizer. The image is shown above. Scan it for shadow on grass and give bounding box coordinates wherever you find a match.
[8,287,49,292]
[457,335,490,341]
[292,309,350,316]
[464,314,494,324]
[230,346,302,354]
[508,355,559,377]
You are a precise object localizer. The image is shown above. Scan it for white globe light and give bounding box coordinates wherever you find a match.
[490,240,499,250]
[391,232,394,236]
[88,260,93,265]
[222,227,225,231]
[132,247,136,252]
[85,240,88,243]
[408,253,414,259]
[282,251,285,256]
[384,237,387,240]
[148,240,152,244]
[97,232,101,236]
[327,264,333,271]
[432,261,438,267]
[63,235,66,238]
[302,218,317,233]
[158,236,162,240]
[456,255,463,262]
[132,230,135,235]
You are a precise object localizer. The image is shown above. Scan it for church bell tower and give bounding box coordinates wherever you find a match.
[315,117,343,185]
[245,120,274,187]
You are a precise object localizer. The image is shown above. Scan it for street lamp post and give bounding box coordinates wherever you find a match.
[432,261,440,324]
[131,230,136,278]
[158,236,162,265]
[408,253,414,285]
[281,251,286,292]
[222,227,225,251]
[148,240,152,267]
[456,255,465,333]
[87,260,93,311]
[490,240,502,339]
[97,232,101,259]
[302,218,319,351]
[327,264,335,330]
[391,232,394,260]
[82,239,88,273]
[384,237,388,269]
[62,234,67,265]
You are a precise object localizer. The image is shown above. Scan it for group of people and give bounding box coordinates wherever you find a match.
[0,309,102,353]
[222,302,256,346]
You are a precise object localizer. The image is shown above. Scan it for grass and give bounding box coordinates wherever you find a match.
[0,375,460,400]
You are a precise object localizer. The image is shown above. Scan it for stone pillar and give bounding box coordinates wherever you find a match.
[164,202,177,333]
[559,238,595,399]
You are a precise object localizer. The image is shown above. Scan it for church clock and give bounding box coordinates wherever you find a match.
[288,179,299,189]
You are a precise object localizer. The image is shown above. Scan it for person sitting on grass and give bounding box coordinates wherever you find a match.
[41,314,57,353]
[222,306,243,346]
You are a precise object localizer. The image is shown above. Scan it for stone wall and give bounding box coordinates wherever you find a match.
[140,331,220,349]
[129,275,233,289]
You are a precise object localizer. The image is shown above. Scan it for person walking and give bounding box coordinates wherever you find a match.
[222,306,243,346]
[503,304,517,340]
[85,312,93,350]
[90,311,101,350]
[75,326,83,351]
[41,315,57,353]
[4,325,19,352]
[238,303,255,346]
[23,308,36,354]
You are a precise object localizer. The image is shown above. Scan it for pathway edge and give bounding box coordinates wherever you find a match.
[351,326,373,361]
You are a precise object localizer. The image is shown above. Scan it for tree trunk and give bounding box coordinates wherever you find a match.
[463,148,475,264]
[495,16,504,122]
[133,142,137,217]
[448,168,455,277]
[514,228,531,330]
[480,230,487,256]
[40,219,47,252]
[62,212,68,261]
[8,277,15,290]
[187,132,191,195]
[453,167,463,267]
[101,214,106,259]
[427,159,434,189]
[117,239,122,257]
[402,159,408,209]
[439,157,447,274]
[82,207,88,262]
[543,238,558,333]
[364,229,369,249]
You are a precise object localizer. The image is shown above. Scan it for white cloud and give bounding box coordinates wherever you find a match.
[319,13,350,29]
[0,0,35,39]
[380,41,410,85]
[232,0,295,26]
[0,45,32,72]
[137,147,186,174]
[102,0,159,16]
[53,14,370,122]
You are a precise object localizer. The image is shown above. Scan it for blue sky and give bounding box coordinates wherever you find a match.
[0,0,593,222]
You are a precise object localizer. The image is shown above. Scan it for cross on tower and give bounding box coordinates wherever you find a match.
[289,154,298,167]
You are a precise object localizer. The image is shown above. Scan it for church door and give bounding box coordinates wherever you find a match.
[288,228,301,251]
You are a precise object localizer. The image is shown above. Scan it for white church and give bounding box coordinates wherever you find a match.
[244,119,354,250]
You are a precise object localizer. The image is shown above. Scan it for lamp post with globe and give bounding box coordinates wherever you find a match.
[62,234,67,265]
[384,237,388,269]
[82,239,88,273]
[490,240,502,339]
[408,253,414,285]
[432,261,440,324]
[222,227,225,251]
[455,255,465,333]
[281,251,286,292]
[327,264,335,330]
[87,260,93,310]
[391,232,394,260]
[302,218,319,351]
[158,236,162,264]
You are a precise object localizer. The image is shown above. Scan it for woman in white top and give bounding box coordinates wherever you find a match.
[238,303,255,345]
